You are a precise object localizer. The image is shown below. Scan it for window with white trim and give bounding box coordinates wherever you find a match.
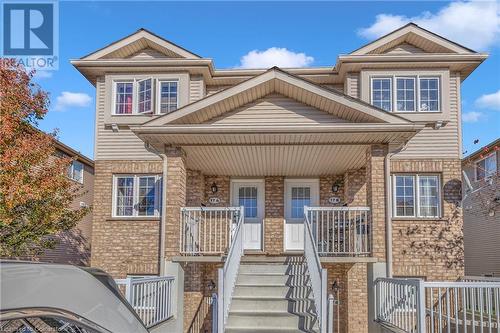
[393,174,441,218]
[137,78,152,113]
[396,77,416,112]
[67,160,84,184]
[419,77,440,112]
[370,75,441,112]
[476,152,497,181]
[291,187,311,218]
[371,78,392,112]
[113,175,162,217]
[158,80,178,114]
[115,81,134,114]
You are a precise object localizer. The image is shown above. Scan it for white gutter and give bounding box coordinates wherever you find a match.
[159,153,168,275]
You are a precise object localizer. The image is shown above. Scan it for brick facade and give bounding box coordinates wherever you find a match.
[390,158,464,280]
[91,160,163,278]
[264,176,284,254]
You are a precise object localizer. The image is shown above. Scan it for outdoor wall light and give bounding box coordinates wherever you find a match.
[211,182,218,194]
[331,183,340,193]
[208,279,216,291]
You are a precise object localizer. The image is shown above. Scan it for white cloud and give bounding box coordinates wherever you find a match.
[54,92,92,111]
[358,1,500,51]
[462,111,483,123]
[238,47,314,69]
[475,90,500,110]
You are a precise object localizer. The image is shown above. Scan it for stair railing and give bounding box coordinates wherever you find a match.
[217,206,244,333]
[304,206,328,333]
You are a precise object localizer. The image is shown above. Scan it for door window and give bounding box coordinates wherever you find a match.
[291,187,311,218]
[238,186,258,218]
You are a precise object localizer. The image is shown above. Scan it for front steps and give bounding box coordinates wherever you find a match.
[225,258,319,333]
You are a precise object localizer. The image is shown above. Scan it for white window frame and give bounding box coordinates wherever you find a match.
[112,174,162,218]
[392,174,441,218]
[113,80,135,115]
[418,76,441,112]
[137,78,153,114]
[475,152,497,181]
[156,80,179,114]
[395,76,417,112]
[67,160,84,184]
[370,75,441,113]
[370,77,393,112]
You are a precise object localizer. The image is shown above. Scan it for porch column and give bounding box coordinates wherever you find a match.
[164,147,187,260]
[366,144,388,261]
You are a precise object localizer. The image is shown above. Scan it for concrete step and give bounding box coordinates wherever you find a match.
[230,297,317,314]
[225,312,318,332]
[233,285,314,299]
[236,274,310,286]
[239,264,307,275]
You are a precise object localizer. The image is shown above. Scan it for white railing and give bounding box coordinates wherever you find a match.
[305,207,371,256]
[180,207,241,255]
[304,206,328,333]
[115,276,174,328]
[217,206,244,333]
[375,277,500,333]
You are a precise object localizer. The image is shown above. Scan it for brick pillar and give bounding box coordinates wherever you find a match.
[164,147,187,260]
[366,144,388,261]
[264,176,284,254]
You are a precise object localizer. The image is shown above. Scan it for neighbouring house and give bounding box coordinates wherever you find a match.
[462,139,500,277]
[72,23,487,333]
[38,139,95,266]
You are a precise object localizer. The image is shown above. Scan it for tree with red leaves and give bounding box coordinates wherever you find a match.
[0,62,90,257]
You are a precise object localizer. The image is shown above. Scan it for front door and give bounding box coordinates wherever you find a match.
[284,179,319,251]
[231,180,264,250]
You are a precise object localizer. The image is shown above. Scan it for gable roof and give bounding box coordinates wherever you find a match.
[80,28,201,60]
[350,23,477,55]
[143,67,411,126]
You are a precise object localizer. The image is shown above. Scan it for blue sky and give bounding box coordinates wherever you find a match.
[35,1,500,159]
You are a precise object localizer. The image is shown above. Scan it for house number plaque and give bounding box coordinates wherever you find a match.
[209,197,221,204]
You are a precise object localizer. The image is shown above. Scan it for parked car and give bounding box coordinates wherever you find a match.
[0,261,148,333]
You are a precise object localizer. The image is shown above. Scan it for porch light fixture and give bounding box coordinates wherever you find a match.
[208,280,216,291]
[211,182,218,194]
[331,183,340,193]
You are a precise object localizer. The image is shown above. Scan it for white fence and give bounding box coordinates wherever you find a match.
[115,276,174,328]
[304,206,328,333]
[180,207,241,255]
[305,207,371,256]
[217,206,245,333]
[375,277,500,333]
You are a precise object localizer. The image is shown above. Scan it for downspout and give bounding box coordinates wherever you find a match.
[159,153,168,276]
[385,151,393,278]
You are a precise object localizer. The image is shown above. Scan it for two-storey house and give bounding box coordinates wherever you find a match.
[72,23,487,333]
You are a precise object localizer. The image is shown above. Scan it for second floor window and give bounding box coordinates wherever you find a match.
[371,75,441,113]
[113,78,179,115]
[115,82,133,114]
[372,78,392,112]
[67,160,84,184]
[159,81,178,114]
[113,175,162,217]
[393,174,441,218]
[476,152,497,181]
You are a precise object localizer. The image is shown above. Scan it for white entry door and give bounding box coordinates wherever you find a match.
[231,180,264,250]
[284,179,319,251]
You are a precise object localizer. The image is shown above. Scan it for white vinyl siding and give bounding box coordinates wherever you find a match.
[113,175,162,217]
[393,174,441,218]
